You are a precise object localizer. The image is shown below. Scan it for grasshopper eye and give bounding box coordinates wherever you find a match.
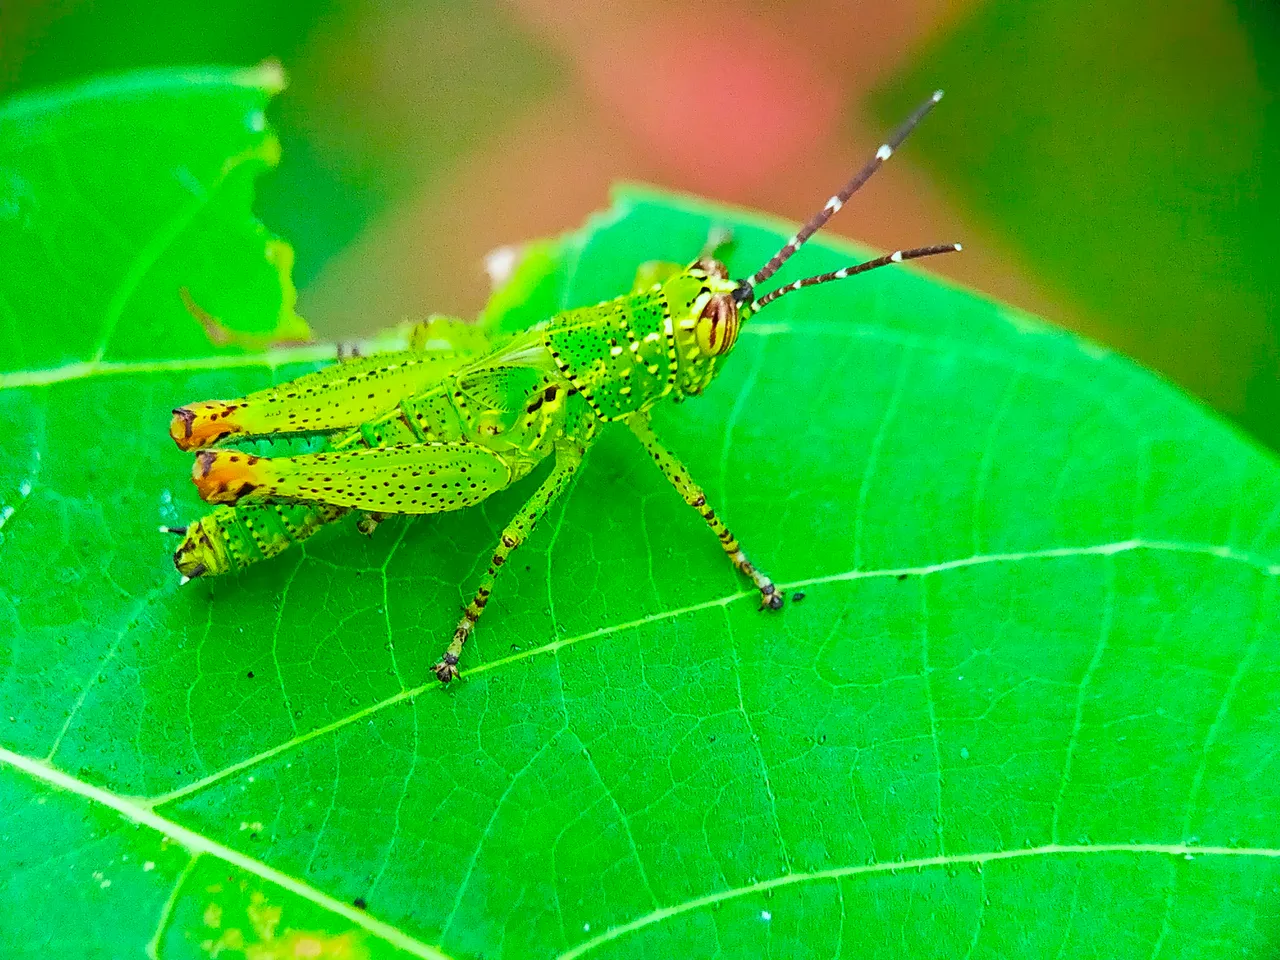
[695,292,739,357]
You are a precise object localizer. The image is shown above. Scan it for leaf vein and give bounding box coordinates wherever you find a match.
[724,608,792,874]
[554,843,1280,960]
[440,734,563,942]
[0,745,454,960]
[145,538,1278,807]
[1050,557,1116,844]
[146,854,200,960]
[0,345,339,390]
[853,345,912,570]
[919,577,946,856]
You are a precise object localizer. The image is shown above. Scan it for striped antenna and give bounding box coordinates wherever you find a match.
[740,89,945,295]
[751,243,962,311]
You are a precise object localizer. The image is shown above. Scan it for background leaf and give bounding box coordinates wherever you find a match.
[0,62,308,377]
[874,0,1280,449]
[2,69,1280,958]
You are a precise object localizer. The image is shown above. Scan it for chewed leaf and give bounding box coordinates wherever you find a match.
[2,67,1280,960]
[0,62,308,375]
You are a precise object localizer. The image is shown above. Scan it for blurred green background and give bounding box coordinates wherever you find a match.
[3,0,1276,447]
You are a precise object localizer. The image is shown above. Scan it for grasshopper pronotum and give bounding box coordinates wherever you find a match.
[166,91,959,683]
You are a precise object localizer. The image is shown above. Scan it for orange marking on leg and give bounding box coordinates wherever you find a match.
[192,450,264,505]
[170,401,245,451]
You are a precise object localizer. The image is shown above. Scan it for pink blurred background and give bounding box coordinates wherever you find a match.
[3,0,1276,445]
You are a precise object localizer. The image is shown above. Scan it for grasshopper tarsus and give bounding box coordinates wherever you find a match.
[355,512,385,537]
[433,654,461,684]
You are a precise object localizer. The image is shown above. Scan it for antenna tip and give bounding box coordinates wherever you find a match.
[953,242,963,252]
[932,89,945,102]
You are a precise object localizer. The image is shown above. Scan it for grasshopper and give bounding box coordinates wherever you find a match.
[166,91,959,684]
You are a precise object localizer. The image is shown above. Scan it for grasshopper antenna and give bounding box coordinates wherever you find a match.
[751,242,961,310]
[735,89,946,305]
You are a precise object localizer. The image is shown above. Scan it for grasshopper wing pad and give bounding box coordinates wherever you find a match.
[195,442,512,514]
[171,350,475,451]
[546,295,671,420]
[457,363,547,414]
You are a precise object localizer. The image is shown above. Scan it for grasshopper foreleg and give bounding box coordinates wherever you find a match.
[433,440,588,684]
[627,413,783,610]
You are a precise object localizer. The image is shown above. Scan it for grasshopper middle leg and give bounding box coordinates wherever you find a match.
[627,412,783,609]
[433,440,588,684]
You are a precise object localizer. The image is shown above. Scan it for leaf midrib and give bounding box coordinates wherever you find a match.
[0,65,282,123]
[0,319,1072,392]
[3,735,1277,960]
[0,745,452,960]
[53,537,1280,814]
[0,345,340,389]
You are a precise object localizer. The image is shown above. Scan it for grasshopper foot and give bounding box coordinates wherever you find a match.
[356,512,386,537]
[726,546,783,610]
[759,582,785,610]
[434,619,473,684]
[433,654,461,684]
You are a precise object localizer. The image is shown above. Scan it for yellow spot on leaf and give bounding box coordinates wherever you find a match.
[199,889,367,960]
[248,891,283,941]
[247,930,364,960]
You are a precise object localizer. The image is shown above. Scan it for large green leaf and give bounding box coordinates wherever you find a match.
[2,69,1279,959]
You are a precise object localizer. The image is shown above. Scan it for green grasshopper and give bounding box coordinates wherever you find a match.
[166,91,959,683]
